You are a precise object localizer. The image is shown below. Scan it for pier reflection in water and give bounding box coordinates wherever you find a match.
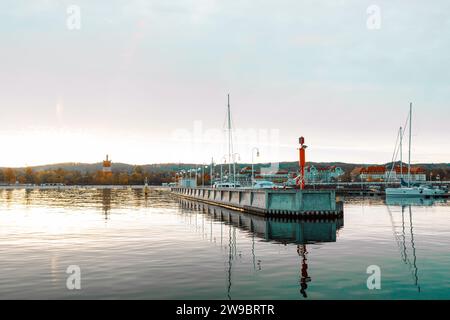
[385,196,446,207]
[178,199,343,299]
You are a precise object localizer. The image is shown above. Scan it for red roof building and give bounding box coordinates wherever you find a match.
[358,165,426,182]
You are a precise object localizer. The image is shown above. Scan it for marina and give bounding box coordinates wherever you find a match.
[167,99,448,220]
[169,95,346,219]
[1,1,449,306]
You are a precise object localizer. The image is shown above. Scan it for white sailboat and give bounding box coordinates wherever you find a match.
[386,182,445,197]
[386,103,445,197]
[213,94,241,188]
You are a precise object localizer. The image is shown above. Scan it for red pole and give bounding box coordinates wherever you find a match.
[299,137,306,189]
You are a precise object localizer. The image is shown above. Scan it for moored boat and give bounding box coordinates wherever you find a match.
[386,103,446,198]
[386,185,445,197]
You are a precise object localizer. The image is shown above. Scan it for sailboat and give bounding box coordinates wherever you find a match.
[213,94,241,189]
[386,103,445,197]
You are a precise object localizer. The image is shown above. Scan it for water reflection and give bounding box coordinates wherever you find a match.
[179,200,344,245]
[0,188,176,217]
[4,189,13,207]
[386,203,422,292]
[386,196,447,206]
[24,189,32,206]
[102,189,111,220]
[1,189,448,299]
[297,245,311,298]
[385,195,448,292]
[178,199,343,299]
[227,222,235,300]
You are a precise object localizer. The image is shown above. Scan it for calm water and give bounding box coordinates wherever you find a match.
[0,188,449,300]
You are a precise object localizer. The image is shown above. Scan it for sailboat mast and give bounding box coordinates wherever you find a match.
[227,94,232,183]
[408,102,412,187]
[400,126,403,181]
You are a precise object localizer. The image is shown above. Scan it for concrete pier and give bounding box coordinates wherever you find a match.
[171,187,343,218]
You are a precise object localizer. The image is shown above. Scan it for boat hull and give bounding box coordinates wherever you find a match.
[386,187,445,197]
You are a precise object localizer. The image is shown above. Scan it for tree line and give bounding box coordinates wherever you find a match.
[0,165,447,186]
[0,167,176,185]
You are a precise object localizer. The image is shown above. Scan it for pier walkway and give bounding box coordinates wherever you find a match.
[171,187,343,218]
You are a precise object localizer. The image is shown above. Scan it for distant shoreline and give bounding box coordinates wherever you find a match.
[1,161,449,171]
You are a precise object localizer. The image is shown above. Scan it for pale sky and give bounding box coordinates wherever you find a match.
[1,0,449,167]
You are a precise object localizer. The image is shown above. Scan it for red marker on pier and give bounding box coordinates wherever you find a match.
[298,137,307,190]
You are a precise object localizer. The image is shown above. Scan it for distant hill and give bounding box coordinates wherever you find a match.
[2,161,448,173]
[0,162,201,174]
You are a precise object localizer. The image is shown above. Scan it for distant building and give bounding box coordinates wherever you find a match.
[179,178,197,188]
[238,167,290,185]
[356,166,426,182]
[304,165,345,183]
[358,166,385,181]
[390,166,426,181]
[103,155,112,174]
[236,166,345,185]
[350,167,364,181]
[256,171,290,184]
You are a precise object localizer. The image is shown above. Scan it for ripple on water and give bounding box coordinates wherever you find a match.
[0,189,449,299]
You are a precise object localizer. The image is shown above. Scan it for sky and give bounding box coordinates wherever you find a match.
[0,0,449,167]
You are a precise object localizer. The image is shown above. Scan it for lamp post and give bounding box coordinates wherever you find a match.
[312,170,316,190]
[220,156,227,183]
[210,158,214,187]
[197,166,201,186]
[202,164,205,187]
[251,148,260,187]
[232,153,240,185]
[196,164,198,184]
[190,168,196,186]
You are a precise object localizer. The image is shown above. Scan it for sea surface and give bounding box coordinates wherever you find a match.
[0,188,449,299]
